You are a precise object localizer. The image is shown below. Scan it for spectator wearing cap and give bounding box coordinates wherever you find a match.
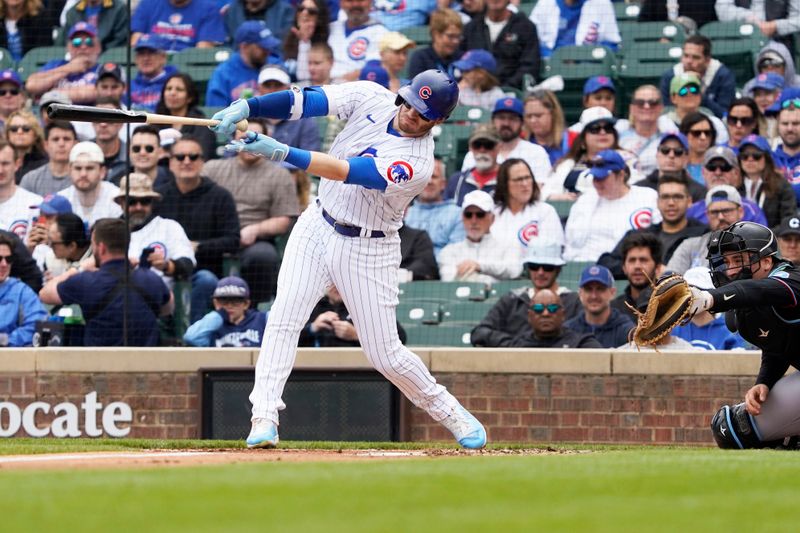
[95,63,126,105]
[282,0,331,84]
[659,35,736,118]
[206,21,282,107]
[203,119,299,304]
[715,2,800,53]
[26,22,100,104]
[508,289,602,348]
[679,111,719,183]
[26,193,73,259]
[439,189,522,283]
[662,72,729,143]
[564,265,633,348]
[0,70,25,135]
[774,96,800,198]
[155,73,218,160]
[747,72,785,116]
[377,31,415,92]
[42,212,93,280]
[130,34,177,114]
[610,232,664,322]
[530,0,621,58]
[523,90,569,166]
[667,185,746,273]
[618,84,678,177]
[0,233,47,347]
[131,0,226,53]
[600,174,707,278]
[328,0,388,82]
[40,218,173,347]
[566,76,622,137]
[744,43,800,99]
[737,134,795,227]
[461,97,552,184]
[637,0,718,28]
[359,61,390,89]
[405,157,465,259]
[92,96,127,183]
[20,122,78,197]
[58,141,123,225]
[0,139,42,243]
[453,49,505,111]
[670,266,747,350]
[544,106,629,200]
[460,0,540,89]
[775,215,800,264]
[564,149,661,262]
[407,8,463,79]
[685,146,768,225]
[632,132,707,202]
[471,240,582,347]
[0,0,58,62]
[223,0,295,44]
[183,276,268,347]
[446,124,501,205]
[60,0,129,50]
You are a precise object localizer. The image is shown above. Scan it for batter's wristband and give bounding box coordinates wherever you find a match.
[286,147,311,170]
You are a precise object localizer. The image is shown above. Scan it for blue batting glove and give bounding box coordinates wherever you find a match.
[210,99,250,136]
[225,131,289,162]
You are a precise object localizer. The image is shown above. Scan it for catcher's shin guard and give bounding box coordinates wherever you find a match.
[710,403,782,449]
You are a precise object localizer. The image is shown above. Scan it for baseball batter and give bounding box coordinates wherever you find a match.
[686,222,800,448]
[211,69,487,449]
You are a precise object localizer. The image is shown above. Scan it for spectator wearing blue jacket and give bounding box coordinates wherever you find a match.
[131,0,226,53]
[130,35,178,113]
[563,265,633,349]
[0,234,48,347]
[183,276,268,347]
[206,21,282,107]
[222,0,296,43]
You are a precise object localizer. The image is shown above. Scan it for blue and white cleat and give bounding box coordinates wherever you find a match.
[440,405,487,449]
[246,418,280,449]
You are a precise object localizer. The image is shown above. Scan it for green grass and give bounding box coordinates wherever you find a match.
[0,443,796,532]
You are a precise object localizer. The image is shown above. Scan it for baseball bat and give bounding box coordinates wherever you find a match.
[45,104,249,132]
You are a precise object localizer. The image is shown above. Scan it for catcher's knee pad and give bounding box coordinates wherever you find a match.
[710,403,778,449]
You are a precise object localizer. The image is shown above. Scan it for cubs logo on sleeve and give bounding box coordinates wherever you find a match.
[348,37,369,60]
[629,208,653,230]
[517,221,539,246]
[387,161,414,184]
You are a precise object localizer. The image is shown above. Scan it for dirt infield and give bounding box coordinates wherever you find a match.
[0,447,583,471]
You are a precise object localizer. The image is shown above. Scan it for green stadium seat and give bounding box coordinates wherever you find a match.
[396,300,442,325]
[432,123,473,175]
[487,279,530,299]
[543,45,618,123]
[517,2,537,16]
[547,199,575,221]
[99,46,134,68]
[616,43,683,110]
[18,46,66,80]
[618,21,686,54]
[404,322,475,347]
[699,22,766,83]
[170,47,233,102]
[172,280,192,339]
[560,261,595,291]
[447,105,490,124]
[614,1,641,21]
[400,25,432,47]
[399,280,489,302]
[0,48,15,70]
[441,301,495,323]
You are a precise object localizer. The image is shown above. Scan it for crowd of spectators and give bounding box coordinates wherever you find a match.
[0,0,798,349]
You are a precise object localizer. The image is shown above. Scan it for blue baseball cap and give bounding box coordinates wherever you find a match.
[751,72,784,92]
[659,131,689,151]
[213,276,250,299]
[453,49,497,75]
[588,149,626,180]
[579,265,614,288]
[0,69,21,88]
[583,75,615,95]
[738,134,772,154]
[766,87,800,115]
[235,21,281,51]
[35,194,73,216]
[134,34,167,52]
[68,21,97,39]
[359,61,389,89]
[492,96,523,118]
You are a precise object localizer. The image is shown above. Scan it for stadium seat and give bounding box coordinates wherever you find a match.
[447,105,489,125]
[0,48,14,70]
[616,43,683,110]
[399,280,489,302]
[99,46,134,68]
[404,322,474,347]
[614,1,641,21]
[699,22,766,83]
[400,25,432,47]
[396,300,442,325]
[173,280,192,339]
[432,123,473,175]
[517,2,537,16]
[617,21,686,54]
[560,261,595,290]
[547,199,575,221]
[487,279,530,299]
[170,47,233,103]
[543,45,618,123]
[18,46,66,80]
[441,301,495,323]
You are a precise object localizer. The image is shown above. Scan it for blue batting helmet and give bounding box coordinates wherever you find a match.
[397,69,459,121]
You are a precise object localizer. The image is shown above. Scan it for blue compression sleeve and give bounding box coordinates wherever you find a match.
[285,147,312,170]
[346,157,387,190]
[246,87,329,120]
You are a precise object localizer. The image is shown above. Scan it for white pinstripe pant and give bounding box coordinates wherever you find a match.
[249,204,459,425]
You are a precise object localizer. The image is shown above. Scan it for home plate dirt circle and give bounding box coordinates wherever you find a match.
[0,447,579,471]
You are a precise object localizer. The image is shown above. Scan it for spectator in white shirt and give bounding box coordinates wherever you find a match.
[57,141,123,225]
[0,140,41,241]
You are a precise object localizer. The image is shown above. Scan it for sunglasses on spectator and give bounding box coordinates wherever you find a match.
[71,37,94,47]
[585,122,614,135]
[688,129,712,138]
[400,100,431,122]
[527,263,557,272]
[726,115,755,127]
[781,98,800,110]
[530,303,561,314]
[0,254,13,264]
[708,207,737,217]
[0,88,20,97]
[705,162,733,173]
[132,144,156,153]
[127,197,153,206]
[739,151,765,162]
[677,85,700,97]
[8,125,31,133]
[463,211,487,219]
[297,5,320,14]
[470,139,497,150]
[631,98,661,108]
[172,153,201,162]
[658,146,686,156]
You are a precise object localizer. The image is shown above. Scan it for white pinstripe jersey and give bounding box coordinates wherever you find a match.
[319,81,435,233]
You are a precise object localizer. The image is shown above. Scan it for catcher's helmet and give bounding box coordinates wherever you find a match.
[396,69,459,121]
[706,221,777,287]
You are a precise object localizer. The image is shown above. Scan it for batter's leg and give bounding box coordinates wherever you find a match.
[752,372,800,441]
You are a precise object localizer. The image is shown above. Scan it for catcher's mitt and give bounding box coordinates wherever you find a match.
[627,274,694,349]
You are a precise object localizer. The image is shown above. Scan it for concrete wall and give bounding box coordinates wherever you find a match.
[0,348,761,444]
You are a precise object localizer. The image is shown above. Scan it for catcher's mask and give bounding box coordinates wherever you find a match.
[706,221,777,287]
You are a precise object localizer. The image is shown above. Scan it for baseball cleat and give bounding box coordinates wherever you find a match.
[440,405,487,449]
[246,418,279,449]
